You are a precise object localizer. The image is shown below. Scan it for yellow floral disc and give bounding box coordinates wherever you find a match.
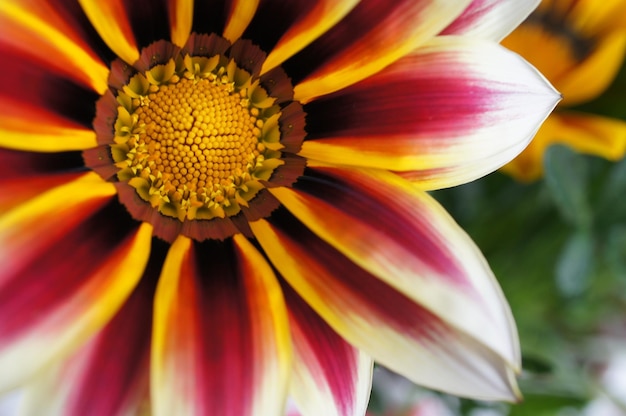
[110,56,284,222]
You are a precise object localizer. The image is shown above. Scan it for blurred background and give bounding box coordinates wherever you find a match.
[368,1,626,415]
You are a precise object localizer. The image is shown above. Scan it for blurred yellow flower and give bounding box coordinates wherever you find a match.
[502,0,626,181]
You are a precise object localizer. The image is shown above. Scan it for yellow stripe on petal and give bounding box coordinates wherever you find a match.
[0,125,97,152]
[261,0,360,74]
[66,222,153,339]
[223,0,259,42]
[267,168,520,369]
[251,218,521,401]
[0,172,115,230]
[151,235,192,416]
[152,235,291,416]
[233,234,292,416]
[78,0,139,65]
[293,0,471,103]
[0,222,152,392]
[168,0,194,47]
[0,1,108,94]
[284,283,373,416]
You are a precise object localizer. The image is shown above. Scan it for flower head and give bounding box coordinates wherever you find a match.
[0,1,559,415]
[502,0,626,181]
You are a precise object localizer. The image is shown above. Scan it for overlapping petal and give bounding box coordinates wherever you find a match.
[0,173,152,391]
[0,99,96,152]
[292,0,472,103]
[151,235,291,416]
[282,282,372,416]
[0,0,556,411]
[442,0,540,41]
[223,0,259,42]
[0,149,86,212]
[0,0,108,94]
[261,0,360,73]
[168,0,194,47]
[18,257,160,416]
[251,206,519,400]
[78,0,139,64]
[0,48,99,152]
[301,37,560,189]
[265,165,520,371]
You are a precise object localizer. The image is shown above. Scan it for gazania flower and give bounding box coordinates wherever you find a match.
[0,1,558,415]
[502,0,626,181]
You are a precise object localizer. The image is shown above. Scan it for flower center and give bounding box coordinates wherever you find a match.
[111,56,284,222]
[86,36,306,242]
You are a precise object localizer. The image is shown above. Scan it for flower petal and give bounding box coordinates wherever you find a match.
[0,175,152,391]
[282,282,372,416]
[78,0,139,64]
[500,13,626,106]
[503,111,626,181]
[0,101,96,152]
[301,37,560,189]
[223,0,259,42]
[168,0,194,47]
[0,172,81,213]
[151,235,291,416]
[269,165,520,369]
[251,210,520,400]
[0,49,99,152]
[261,0,360,74]
[0,149,86,211]
[0,0,108,94]
[292,0,471,103]
[441,0,540,41]
[18,254,160,416]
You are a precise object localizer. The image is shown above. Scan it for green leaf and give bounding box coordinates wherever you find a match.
[543,145,592,228]
[606,225,626,279]
[596,157,626,225]
[555,231,595,297]
[508,393,587,416]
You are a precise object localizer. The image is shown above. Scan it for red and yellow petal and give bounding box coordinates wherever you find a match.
[151,235,291,416]
[503,111,626,181]
[0,0,108,94]
[0,99,97,152]
[0,172,81,213]
[18,262,159,416]
[251,212,520,400]
[301,37,560,190]
[441,0,540,41]
[261,0,360,74]
[0,48,99,152]
[167,0,194,47]
[0,174,152,391]
[0,148,86,211]
[223,0,259,42]
[78,0,139,64]
[267,165,520,370]
[283,282,372,416]
[293,0,471,103]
